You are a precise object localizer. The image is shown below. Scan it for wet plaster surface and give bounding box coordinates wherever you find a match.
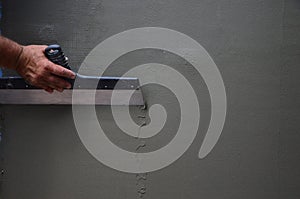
[0,0,299,199]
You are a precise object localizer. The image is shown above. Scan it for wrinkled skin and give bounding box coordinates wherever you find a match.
[16,45,76,93]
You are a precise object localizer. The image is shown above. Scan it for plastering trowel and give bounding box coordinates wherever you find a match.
[0,45,144,105]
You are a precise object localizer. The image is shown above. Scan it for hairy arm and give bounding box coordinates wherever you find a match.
[0,36,75,93]
[0,36,23,69]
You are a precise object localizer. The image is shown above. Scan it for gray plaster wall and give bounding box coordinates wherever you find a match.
[0,0,299,199]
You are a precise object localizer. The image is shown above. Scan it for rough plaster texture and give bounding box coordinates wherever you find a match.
[0,0,299,199]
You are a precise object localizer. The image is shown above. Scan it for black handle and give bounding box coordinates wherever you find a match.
[45,44,71,70]
[45,44,75,87]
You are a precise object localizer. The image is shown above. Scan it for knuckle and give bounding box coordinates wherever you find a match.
[59,68,66,75]
[44,64,52,72]
[48,76,58,83]
[45,75,53,82]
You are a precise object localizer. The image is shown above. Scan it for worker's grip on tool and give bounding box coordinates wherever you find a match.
[44,44,75,87]
[44,44,71,70]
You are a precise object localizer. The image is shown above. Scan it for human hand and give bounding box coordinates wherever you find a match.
[15,45,76,93]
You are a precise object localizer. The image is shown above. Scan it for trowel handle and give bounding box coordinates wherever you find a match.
[45,44,71,70]
[45,44,75,87]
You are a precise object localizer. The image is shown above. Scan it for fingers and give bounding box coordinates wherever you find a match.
[44,75,72,90]
[38,79,65,93]
[25,70,71,93]
[32,81,54,93]
[42,63,75,92]
[45,62,76,79]
[35,74,70,93]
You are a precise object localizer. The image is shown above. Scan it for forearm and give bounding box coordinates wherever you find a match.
[0,36,23,70]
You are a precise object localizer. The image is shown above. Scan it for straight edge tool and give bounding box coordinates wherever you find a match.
[0,44,144,105]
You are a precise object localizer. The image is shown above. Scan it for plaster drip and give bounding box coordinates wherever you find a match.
[134,105,148,198]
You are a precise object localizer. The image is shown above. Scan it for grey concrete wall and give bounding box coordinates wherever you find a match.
[0,0,299,199]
